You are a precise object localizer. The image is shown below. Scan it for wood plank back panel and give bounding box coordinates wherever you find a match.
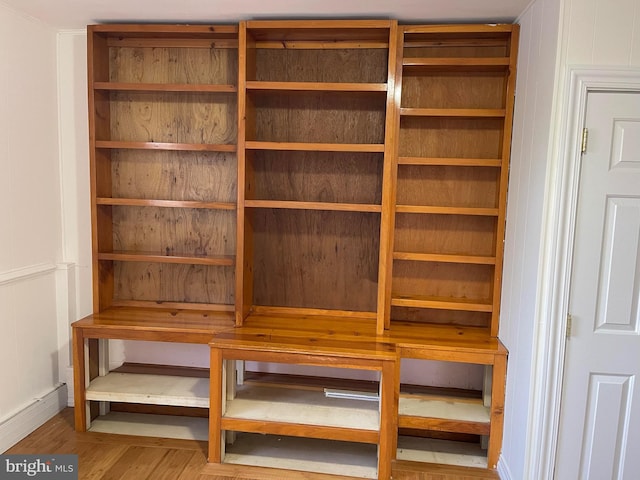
[111,150,237,203]
[254,49,388,83]
[391,262,493,303]
[251,209,380,312]
[247,151,383,204]
[109,92,237,144]
[251,91,386,144]
[390,307,490,327]
[109,46,237,85]
[111,206,236,256]
[113,262,234,305]
[394,214,497,257]
[396,166,499,209]
[401,71,507,110]
[398,118,503,159]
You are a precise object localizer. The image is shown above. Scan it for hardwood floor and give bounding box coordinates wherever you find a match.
[5,409,499,480]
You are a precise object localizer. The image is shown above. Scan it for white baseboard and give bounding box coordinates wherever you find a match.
[497,455,513,480]
[0,384,67,453]
[66,366,75,406]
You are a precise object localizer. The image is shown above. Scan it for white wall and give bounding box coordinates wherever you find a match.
[55,30,93,405]
[499,0,562,477]
[0,2,66,450]
[502,0,640,478]
[563,0,640,67]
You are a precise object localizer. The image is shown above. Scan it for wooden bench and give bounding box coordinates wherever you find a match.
[206,313,506,475]
[208,329,398,480]
[72,309,506,476]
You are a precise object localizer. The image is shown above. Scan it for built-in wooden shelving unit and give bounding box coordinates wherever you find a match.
[73,20,519,480]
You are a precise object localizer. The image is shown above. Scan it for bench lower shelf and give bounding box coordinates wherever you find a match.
[223,432,379,479]
[87,412,487,475]
[88,411,209,441]
[396,435,487,468]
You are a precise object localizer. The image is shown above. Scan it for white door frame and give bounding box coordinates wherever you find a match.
[524,68,640,480]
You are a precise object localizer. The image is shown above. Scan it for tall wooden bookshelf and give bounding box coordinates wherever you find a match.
[383,25,518,336]
[73,20,519,480]
[74,23,240,434]
[235,20,398,325]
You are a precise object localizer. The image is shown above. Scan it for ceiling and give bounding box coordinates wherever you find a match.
[2,0,527,30]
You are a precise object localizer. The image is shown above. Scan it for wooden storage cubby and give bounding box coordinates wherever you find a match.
[209,329,397,479]
[73,20,519,479]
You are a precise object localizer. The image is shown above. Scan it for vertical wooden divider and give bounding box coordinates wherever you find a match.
[87,29,114,312]
[376,23,404,335]
[378,358,398,479]
[236,22,250,325]
[376,21,400,334]
[72,327,87,431]
[487,353,507,468]
[208,347,224,463]
[491,25,520,336]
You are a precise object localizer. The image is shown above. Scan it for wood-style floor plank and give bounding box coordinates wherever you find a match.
[5,409,499,480]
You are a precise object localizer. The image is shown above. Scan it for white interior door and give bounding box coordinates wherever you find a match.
[555,91,640,479]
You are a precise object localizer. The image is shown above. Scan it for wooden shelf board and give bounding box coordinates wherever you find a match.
[72,307,235,343]
[246,81,387,92]
[95,141,237,152]
[222,432,378,479]
[245,141,385,153]
[89,412,208,441]
[245,200,381,213]
[106,38,238,49]
[402,57,509,68]
[212,330,397,363]
[390,295,493,313]
[247,21,392,49]
[247,19,393,29]
[251,305,376,320]
[96,198,236,210]
[395,205,499,216]
[400,108,506,118]
[399,393,490,426]
[396,436,487,469]
[398,415,490,436]
[110,300,234,312]
[393,253,496,265]
[224,384,379,431]
[94,82,237,92]
[240,313,505,357]
[220,418,379,445]
[253,40,388,49]
[86,372,209,407]
[92,24,238,36]
[98,251,234,266]
[397,157,502,167]
[402,24,515,34]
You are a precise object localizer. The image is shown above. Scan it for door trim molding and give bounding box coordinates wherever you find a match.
[527,67,640,480]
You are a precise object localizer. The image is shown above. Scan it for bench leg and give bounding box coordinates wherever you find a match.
[378,359,397,480]
[487,355,507,468]
[209,347,224,463]
[72,327,88,431]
